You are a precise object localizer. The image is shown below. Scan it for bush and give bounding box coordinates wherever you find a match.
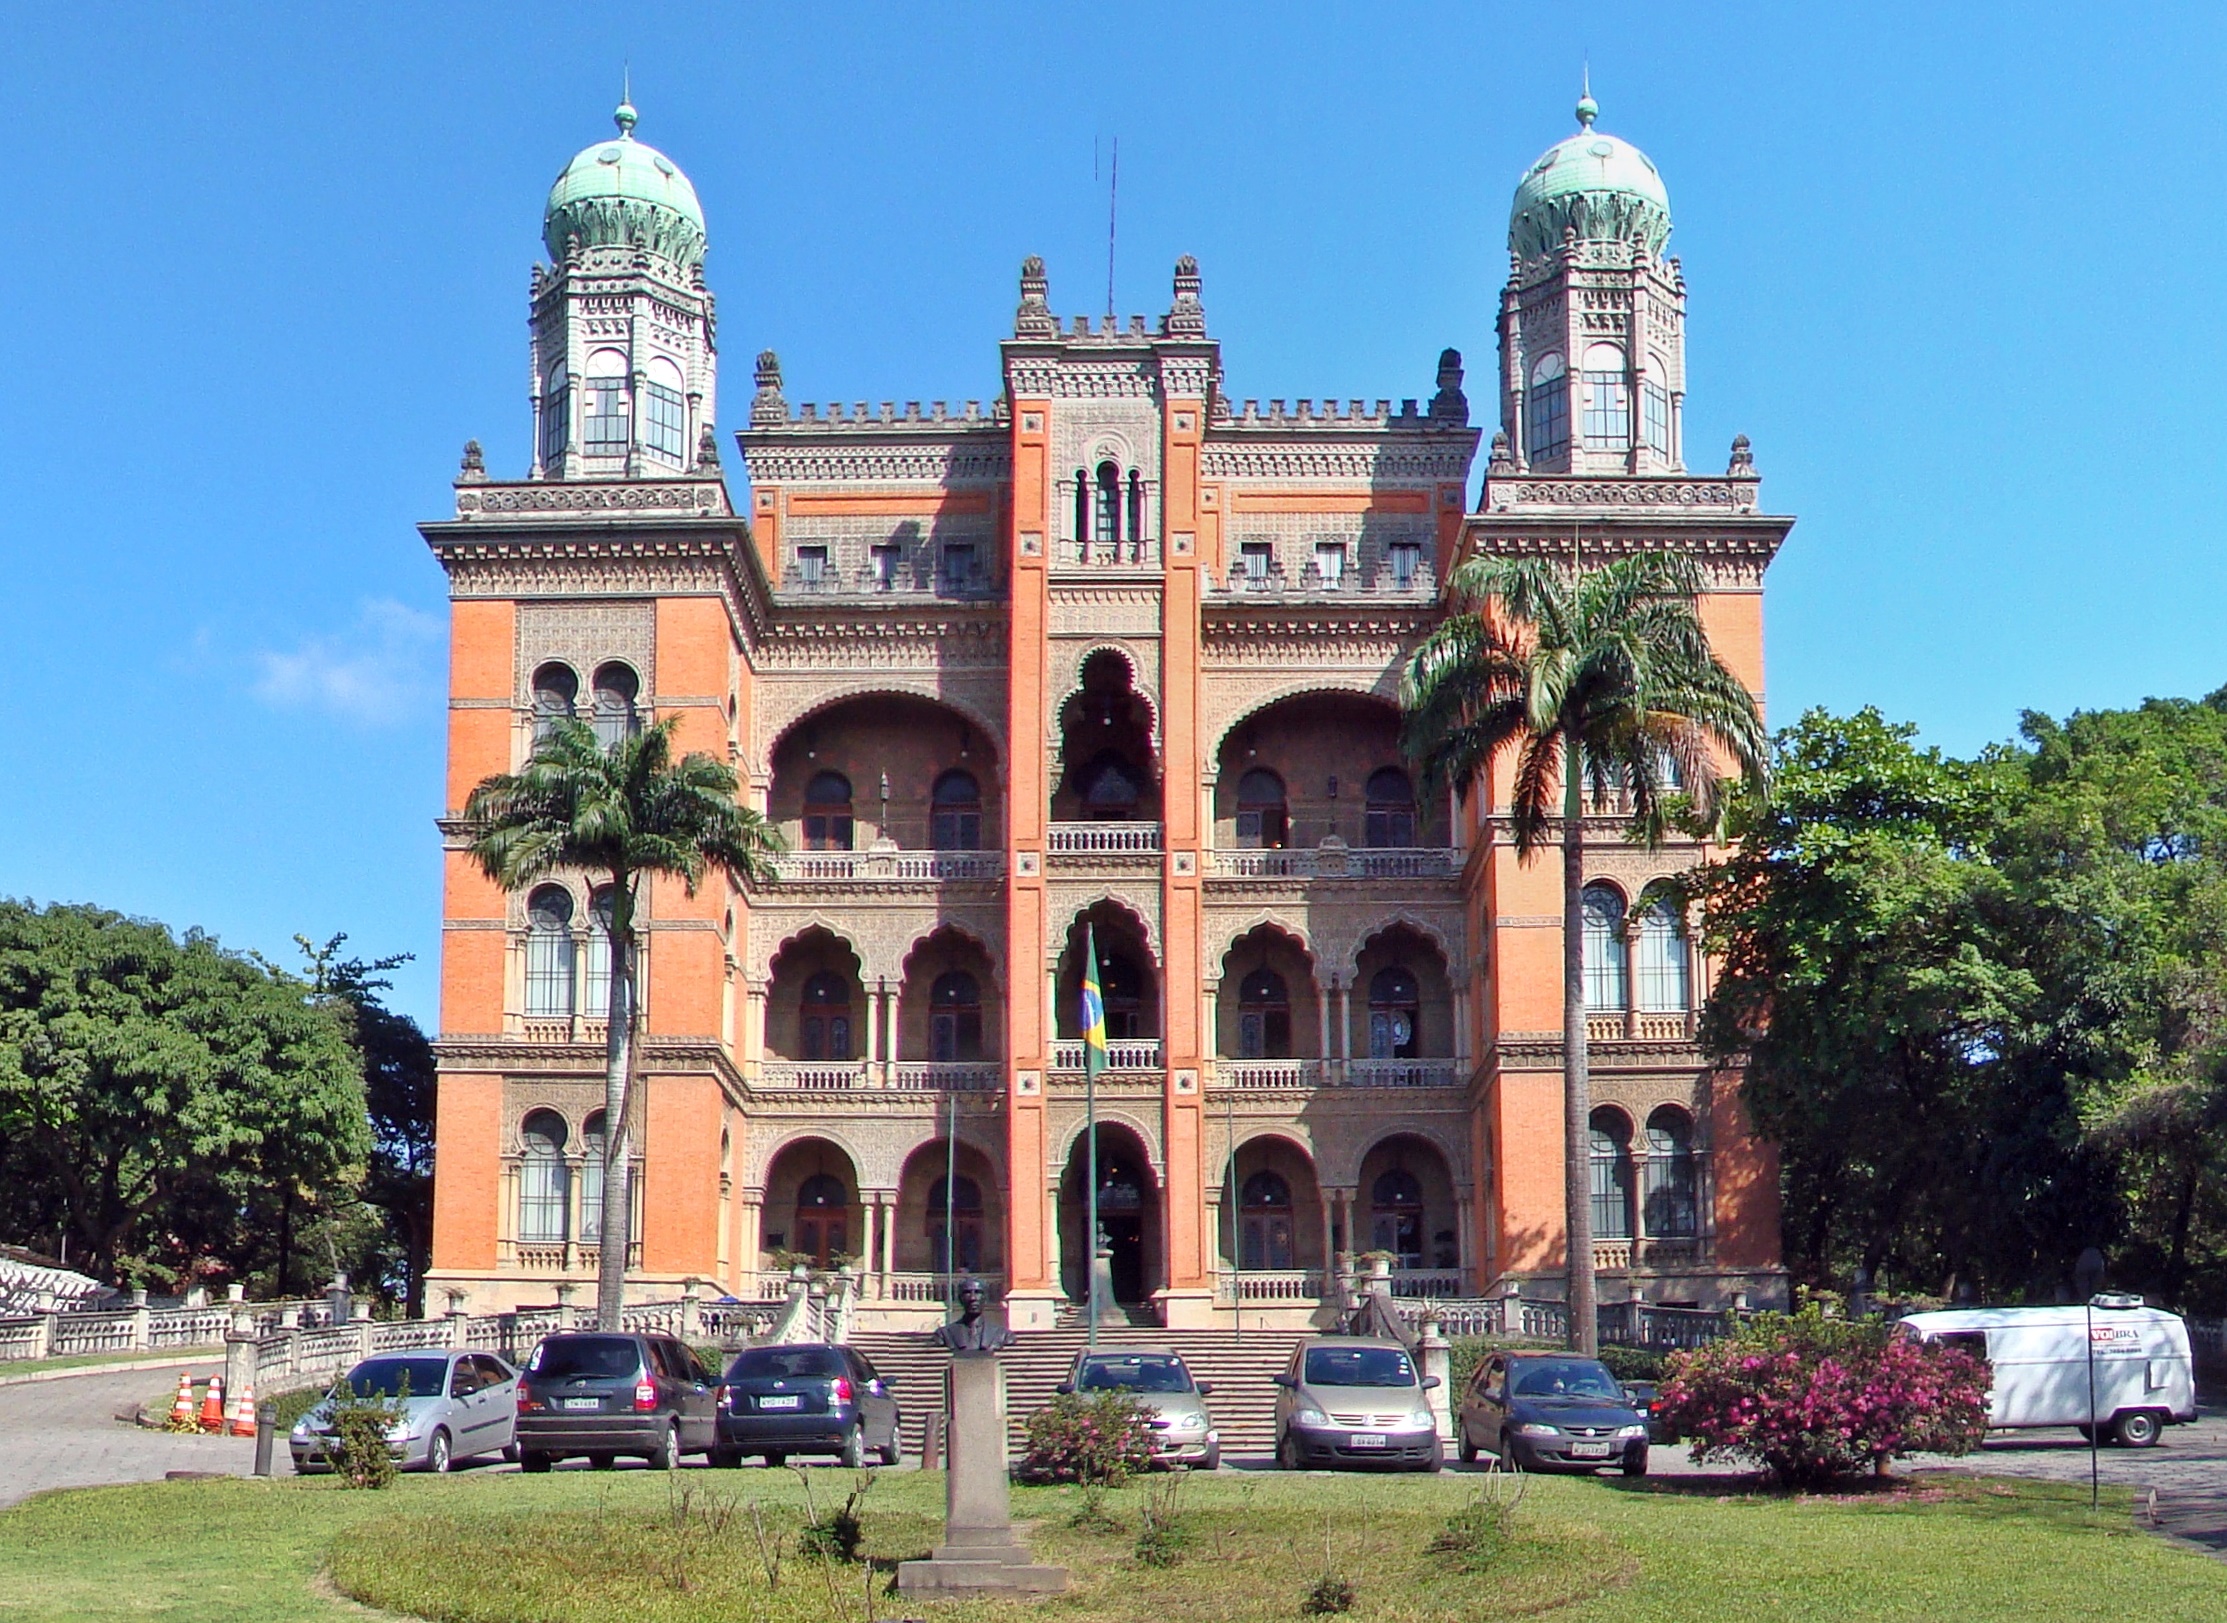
[326,1380,405,1489]
[793,1468,874,1561]
[1301,1574,1356,1615]
[1020,1391,1157,1485]
[1594,1345,1667,1383]
[1657,1304,1990,1488]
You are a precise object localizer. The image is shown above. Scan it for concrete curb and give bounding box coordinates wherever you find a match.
[0,1352,222,1390]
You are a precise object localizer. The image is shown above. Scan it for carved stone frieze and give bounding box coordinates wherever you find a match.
[1042,881,1162,963]
[742,1109,1007,1193]
[517,601,656,700]
[750,667,1007,771]
[1048,586,1162,639]
[743,899,1006,985]
[1199,435,1475,484]
[454,479,733,519]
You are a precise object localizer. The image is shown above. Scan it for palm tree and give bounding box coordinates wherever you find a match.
[465,716,782,1328]
[1400,551,1766,1354]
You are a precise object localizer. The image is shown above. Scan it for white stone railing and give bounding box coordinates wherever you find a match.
[755,1062,1001,1092]
[515,1018,609,1045]
[1047,823,1162,855]
[767,850,1004,884]
[1218,1269,1327,1302]
[882,1272,1005,1303]
[890,1063,1004,1092]
[496,1241,643,1273]
[0,1294,351,1365]
[1347,1059,1461,1089]
[1207,845,1457,879]
[758,1061,874,1091]
[1216,1059,1326,1089]
[1050,1039,1164,1072]
[1385,1268,1466,1299]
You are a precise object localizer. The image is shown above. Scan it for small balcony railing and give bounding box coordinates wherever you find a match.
[1210,1058,1459,1089]
[890,1063,1003,1092]
[766,850,1004,883]
[516,1018,610,1045]
[1346,1059,1460,1088]
[758,1061,1002,1092]
[1057,536,1161,569]
[1207,845,1457,880]
[1210,560,1436,600]
[779,562,1000,601]
[1217,1269,1328,1303]
[1585,1010,1699,1043]
[498,1240,642,1272]
[1047,822,1162,856]
[1216,1059,1327,1089]
[1595,1237,1712,1272]
[1049,1039,1164,1072]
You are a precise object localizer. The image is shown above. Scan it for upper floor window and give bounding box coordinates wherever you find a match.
[800,972,853,1061]
[1235,769,1288,849]
[1368,967,1419,1059]
[1072,470,1090,543]
[1641,380,1672,457]
[1240,1169,1294,1269]
[1581,343,1630,450]
[803,772,854,851]
[1237,965,1290,1059]
[1635,900,1690,1013]
[1388,541,1423,587]
[1369,1166,1424,1264]
[643,380,686,463]
[540,365,570,468]
[793,545,829,586]
[1582,885,1629,1012]
[531,662,578,744]
[871,543,903,590]
[930,970,983,1061]
[1589,1108,1635,1239]
[1644,1106,1699,1238]
[1364,767,1415,848]
[1525,352,1569,461]
[524,886,575,1018]
[1127,469,1146,541]
[578,1110,610,1244]
[518,1110,568,1243]
[1313,542,1347,584]
[582,886,617,1016]
[1094,461,1122,544]
[939,542,977,592]
[591,663,640,747]
[932,770,982,851]
[1239,541,1275,585]
[583,360,630,457]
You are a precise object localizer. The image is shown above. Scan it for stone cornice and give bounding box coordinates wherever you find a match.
[1461,510,1790,591]
[1200,422,1479,485]
[1489,1034,1722,1072]
[451,476,734,521]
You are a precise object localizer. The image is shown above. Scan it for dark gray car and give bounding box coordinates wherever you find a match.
[1457,1351,1649,1475]
[715,1343,900,1468]
[514,1331,722,1470]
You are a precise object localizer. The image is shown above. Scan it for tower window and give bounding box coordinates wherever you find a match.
[1581,343,1631,450]
[1642,381,1672,457]
[591,663,640,747]
[583,374,630,456]
[803,771,854,851]
[524,886,575,1018]
[643,381,686,462]
[1094,462,1122,545]
[540,367,570,469]
[1525,352,1568,461]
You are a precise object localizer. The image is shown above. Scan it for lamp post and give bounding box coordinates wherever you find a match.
[1081,924,1107,1349]
[2076,1246,2105,1510]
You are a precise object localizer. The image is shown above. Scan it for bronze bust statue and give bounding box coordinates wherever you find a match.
[932,1277,1013,1352]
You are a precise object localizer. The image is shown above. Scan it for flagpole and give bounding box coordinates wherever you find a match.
[1085,923,1103,1349]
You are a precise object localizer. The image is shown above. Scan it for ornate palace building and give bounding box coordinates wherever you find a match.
[423,90,1791,1328]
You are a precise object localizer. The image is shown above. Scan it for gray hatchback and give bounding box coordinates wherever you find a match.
[290,1350,518,1474]
[514,1331,722,1470]
[1273,1338,1442,1471]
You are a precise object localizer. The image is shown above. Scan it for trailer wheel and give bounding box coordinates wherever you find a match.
[2113,1410,2162,1448]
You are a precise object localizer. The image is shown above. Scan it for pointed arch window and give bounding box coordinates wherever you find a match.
[928,1174,983,1273]
[1635,900,1690,1012]
[1094,461,1122,545]
[1364,768,1415,848]
[1369,1166,1425,1266]
[1582,886,1629,1012]
[801,971,853,1061]
[582,886,617,1018]
[803,771,854,851]
[794,1172,849,1267]
[1240,1169,1294,1269]
[1368,967,1420,1059]
[524,887,575,1018]
[518,1110,569,1243]
[1644,1107,1699,1238]
[1581,343,1631,450]
[1525,352,1568,461]
[531,663,578,744]
[578,1110,612,1245]
[590,663,640,747]
[931,770,982,851]
[1589,1109,1636,1240]
[930,970,983,1061]
[1072,469,1090,544]
[1237,966,1290,1059]
[1235,768,1288,849]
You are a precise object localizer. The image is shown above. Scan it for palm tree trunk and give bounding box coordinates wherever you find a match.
[595,882,638,1331]
[1563,738,1598,1355]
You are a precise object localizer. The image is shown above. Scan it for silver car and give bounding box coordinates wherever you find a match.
[291,1350,519,1474]
[1273,1337,1442,1471]
[1056,1347,1220,1469]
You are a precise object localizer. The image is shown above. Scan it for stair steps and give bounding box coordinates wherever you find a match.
[849,1326,1313,1460]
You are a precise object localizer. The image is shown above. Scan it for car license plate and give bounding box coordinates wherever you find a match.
[1571,1441,1611,1458]
[1349,1432,1387,1449]
[562,1397,600,1411]
[758,1395,802,1410]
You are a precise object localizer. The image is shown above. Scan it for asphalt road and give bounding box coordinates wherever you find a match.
[0,1363,250,1510]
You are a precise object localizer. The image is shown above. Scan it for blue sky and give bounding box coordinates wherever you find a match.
[2,2,2221,1027]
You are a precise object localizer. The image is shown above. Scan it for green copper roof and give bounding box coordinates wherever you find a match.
[543,101,706,271]
[1508,93,1670,261]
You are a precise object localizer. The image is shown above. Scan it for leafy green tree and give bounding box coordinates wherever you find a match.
[464,717,781,1328]
[0,901,368,1284]
[1401,553,1766,1351]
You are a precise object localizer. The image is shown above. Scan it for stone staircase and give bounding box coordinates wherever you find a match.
[849,1325,1313,1460]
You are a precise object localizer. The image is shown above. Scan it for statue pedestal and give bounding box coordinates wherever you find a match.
[897,1353,1068,1595]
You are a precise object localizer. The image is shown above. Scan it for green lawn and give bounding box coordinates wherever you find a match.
[0,1465,2220,1622]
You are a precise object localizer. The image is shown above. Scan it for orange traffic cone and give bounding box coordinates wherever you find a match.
[228,1383,257,1437]
[198,1374,225,1433]
[168,1371,195,1427]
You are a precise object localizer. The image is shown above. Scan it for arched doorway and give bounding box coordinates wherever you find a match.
[896,1139,1005,1276]
[1060,1123,1160,1304]
[1054,651,1160,823]
[761,1139,860,1270]
[1056,904,1159,1046]
[1356,1134,1459,1275]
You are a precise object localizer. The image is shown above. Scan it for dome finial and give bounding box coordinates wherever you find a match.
[1576,63,1598,131]
[615,65,637,138]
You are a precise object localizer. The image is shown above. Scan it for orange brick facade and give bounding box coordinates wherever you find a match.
[422,101,1790,1327]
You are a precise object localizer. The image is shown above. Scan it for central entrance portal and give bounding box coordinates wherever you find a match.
[1059,1124,1160,1306]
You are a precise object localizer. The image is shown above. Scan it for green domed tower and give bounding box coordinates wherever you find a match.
[529,99,719,482]
[1492,88,1685,478]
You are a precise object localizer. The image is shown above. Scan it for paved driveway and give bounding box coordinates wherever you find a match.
[0,1364,251,1510]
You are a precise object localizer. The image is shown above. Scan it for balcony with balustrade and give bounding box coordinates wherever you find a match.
[1206,840,1458,883]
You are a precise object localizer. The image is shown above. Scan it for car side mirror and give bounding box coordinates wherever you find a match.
[1272,1373,1296,1388]
[1421,1375,1441,1390]
[1054,1381,1074,1396]
[880,1374,897,1387]
[1196,1381,1214,1397]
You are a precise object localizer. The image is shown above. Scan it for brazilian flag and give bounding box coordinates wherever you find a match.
[1080,923,1108,1081]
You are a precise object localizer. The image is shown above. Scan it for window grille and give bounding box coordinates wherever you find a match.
[524,888,575,1017]
[1094,463,1122,544]
[643,381,685,462]
[1642,381,1672,457]
[1582,886,1629,1012]
[518,1112,568,1242]
[582,888,616,1017]
[1526,353,1569,461]
[1644,1108,1699,1238]
[539,384,570,468]
[583,376,629,456]
[1589,1112,1635,1239]
[1582,370,1631,449]
[1635,901,1690,1012]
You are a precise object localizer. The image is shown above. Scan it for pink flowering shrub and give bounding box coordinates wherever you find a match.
[1657,1304,1990,1487]
[1019,1390,1157,1484]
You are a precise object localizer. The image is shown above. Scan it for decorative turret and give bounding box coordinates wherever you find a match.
[1014,256,1056,339]
[1495,86,1685,478]
[1163,256,1207,338]
[528,97,719,481]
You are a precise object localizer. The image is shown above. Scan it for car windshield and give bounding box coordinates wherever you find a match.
[1303,1346,1416,1388]
[1078,1355,1193,1394]
[1509,1360,1624,1400]
[726,1347,846,1380]
[528,1336,642,1379]
[340,1357,447,1400]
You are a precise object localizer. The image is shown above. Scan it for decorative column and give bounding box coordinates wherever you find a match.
[1332,980,1351,1085]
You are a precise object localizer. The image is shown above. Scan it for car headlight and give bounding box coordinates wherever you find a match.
[290,1421,310,1438]
[1515,1422,1561,1438]
[1619,1424,1648,1440]
[1293,1407,1328,1427]
[385,1421,415,1442]
[1178,1412,1208,1429]
[1410,1408,1437,1429]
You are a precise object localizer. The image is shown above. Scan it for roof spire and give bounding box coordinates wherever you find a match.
[615,65,637,138]
[1576,63,1598,131]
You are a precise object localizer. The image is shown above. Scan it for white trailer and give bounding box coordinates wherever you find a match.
[1900,1300,2197,1446]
